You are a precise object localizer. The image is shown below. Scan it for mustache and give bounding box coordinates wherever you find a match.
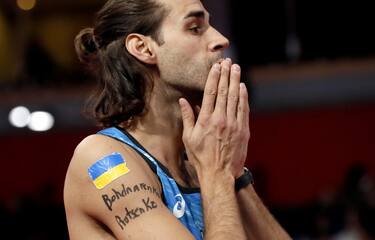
[208,56,225,68]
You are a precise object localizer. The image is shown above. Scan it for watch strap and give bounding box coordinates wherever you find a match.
[235,167,254,192]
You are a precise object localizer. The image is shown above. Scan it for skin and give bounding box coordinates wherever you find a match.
[156,0,226,94]
[64,0,292,239]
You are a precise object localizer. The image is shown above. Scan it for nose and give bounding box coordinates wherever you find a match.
[208,27,230,52]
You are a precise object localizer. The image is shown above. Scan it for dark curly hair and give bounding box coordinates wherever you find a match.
[75,0,169,127]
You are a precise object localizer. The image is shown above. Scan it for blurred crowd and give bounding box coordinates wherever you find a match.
[275,164,375,240]
[0,184,67,239]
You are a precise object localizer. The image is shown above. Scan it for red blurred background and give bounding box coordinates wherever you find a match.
[1,0,375,239]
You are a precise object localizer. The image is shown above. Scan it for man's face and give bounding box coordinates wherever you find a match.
[154,0,229,95]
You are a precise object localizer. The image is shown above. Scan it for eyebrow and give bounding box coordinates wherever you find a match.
[183,10,208,20]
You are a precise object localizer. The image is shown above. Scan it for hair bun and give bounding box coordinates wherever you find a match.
[74,28,99,64]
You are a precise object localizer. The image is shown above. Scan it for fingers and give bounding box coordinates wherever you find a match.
[199,63,221,115]
[179,98,195,134]
[227,64,241,121]
[199,59,244,125]
[214,59,231,116]
[237,83,250,130]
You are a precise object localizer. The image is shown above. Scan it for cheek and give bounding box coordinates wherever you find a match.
[156,38,209,79]
[166,31,202,52]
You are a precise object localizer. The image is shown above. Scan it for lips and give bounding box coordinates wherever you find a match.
[208,57,225,70]
[209,58,224,68]
[216,58,224,64]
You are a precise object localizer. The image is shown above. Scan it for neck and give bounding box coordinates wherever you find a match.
[125,80,198,187]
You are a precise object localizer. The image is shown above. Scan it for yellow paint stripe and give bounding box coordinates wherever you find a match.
[93,163,130,189]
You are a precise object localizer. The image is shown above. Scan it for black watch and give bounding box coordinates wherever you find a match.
[235,167,254,192]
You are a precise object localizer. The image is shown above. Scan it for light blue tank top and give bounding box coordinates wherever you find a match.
[98,127,204,239]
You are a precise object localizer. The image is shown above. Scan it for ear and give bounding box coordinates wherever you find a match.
[125,33,157,64]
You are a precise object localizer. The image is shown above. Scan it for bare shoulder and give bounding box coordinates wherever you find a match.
[64,134,194,240]
[64,133,161,213]
[64,134,160,239]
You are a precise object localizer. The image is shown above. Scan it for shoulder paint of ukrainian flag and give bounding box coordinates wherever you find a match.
[88,152,130,189]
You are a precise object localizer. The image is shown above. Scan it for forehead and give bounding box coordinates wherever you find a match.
[161,0,208,22]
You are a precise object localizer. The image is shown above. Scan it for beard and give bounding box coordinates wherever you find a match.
[172,59,220,106]
[156,42,224,106]
[159,54,222,102]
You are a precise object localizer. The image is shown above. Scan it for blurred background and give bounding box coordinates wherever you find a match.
[1,0,375,239]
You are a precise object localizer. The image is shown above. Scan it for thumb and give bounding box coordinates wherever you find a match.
[179,98,195,133]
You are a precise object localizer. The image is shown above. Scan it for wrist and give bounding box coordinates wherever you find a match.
[198,169,235,190]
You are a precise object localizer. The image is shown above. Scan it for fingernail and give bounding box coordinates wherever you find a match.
[213,63,220,70]
[178,98,184,106]
[240,82,246,89]
[233,64,241,72]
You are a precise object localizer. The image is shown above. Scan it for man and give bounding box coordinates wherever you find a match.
[64,0,291,239]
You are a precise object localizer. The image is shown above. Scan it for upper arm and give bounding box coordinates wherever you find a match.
[64,134,195,240]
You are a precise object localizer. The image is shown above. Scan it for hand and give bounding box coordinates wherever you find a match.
[179,59,250,179]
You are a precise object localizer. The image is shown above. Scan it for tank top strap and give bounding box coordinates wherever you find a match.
[98,127,159,169]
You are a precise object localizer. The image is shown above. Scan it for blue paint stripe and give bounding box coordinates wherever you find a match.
[88,153,124,180]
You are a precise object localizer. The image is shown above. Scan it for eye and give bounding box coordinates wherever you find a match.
[189,26,202,34]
